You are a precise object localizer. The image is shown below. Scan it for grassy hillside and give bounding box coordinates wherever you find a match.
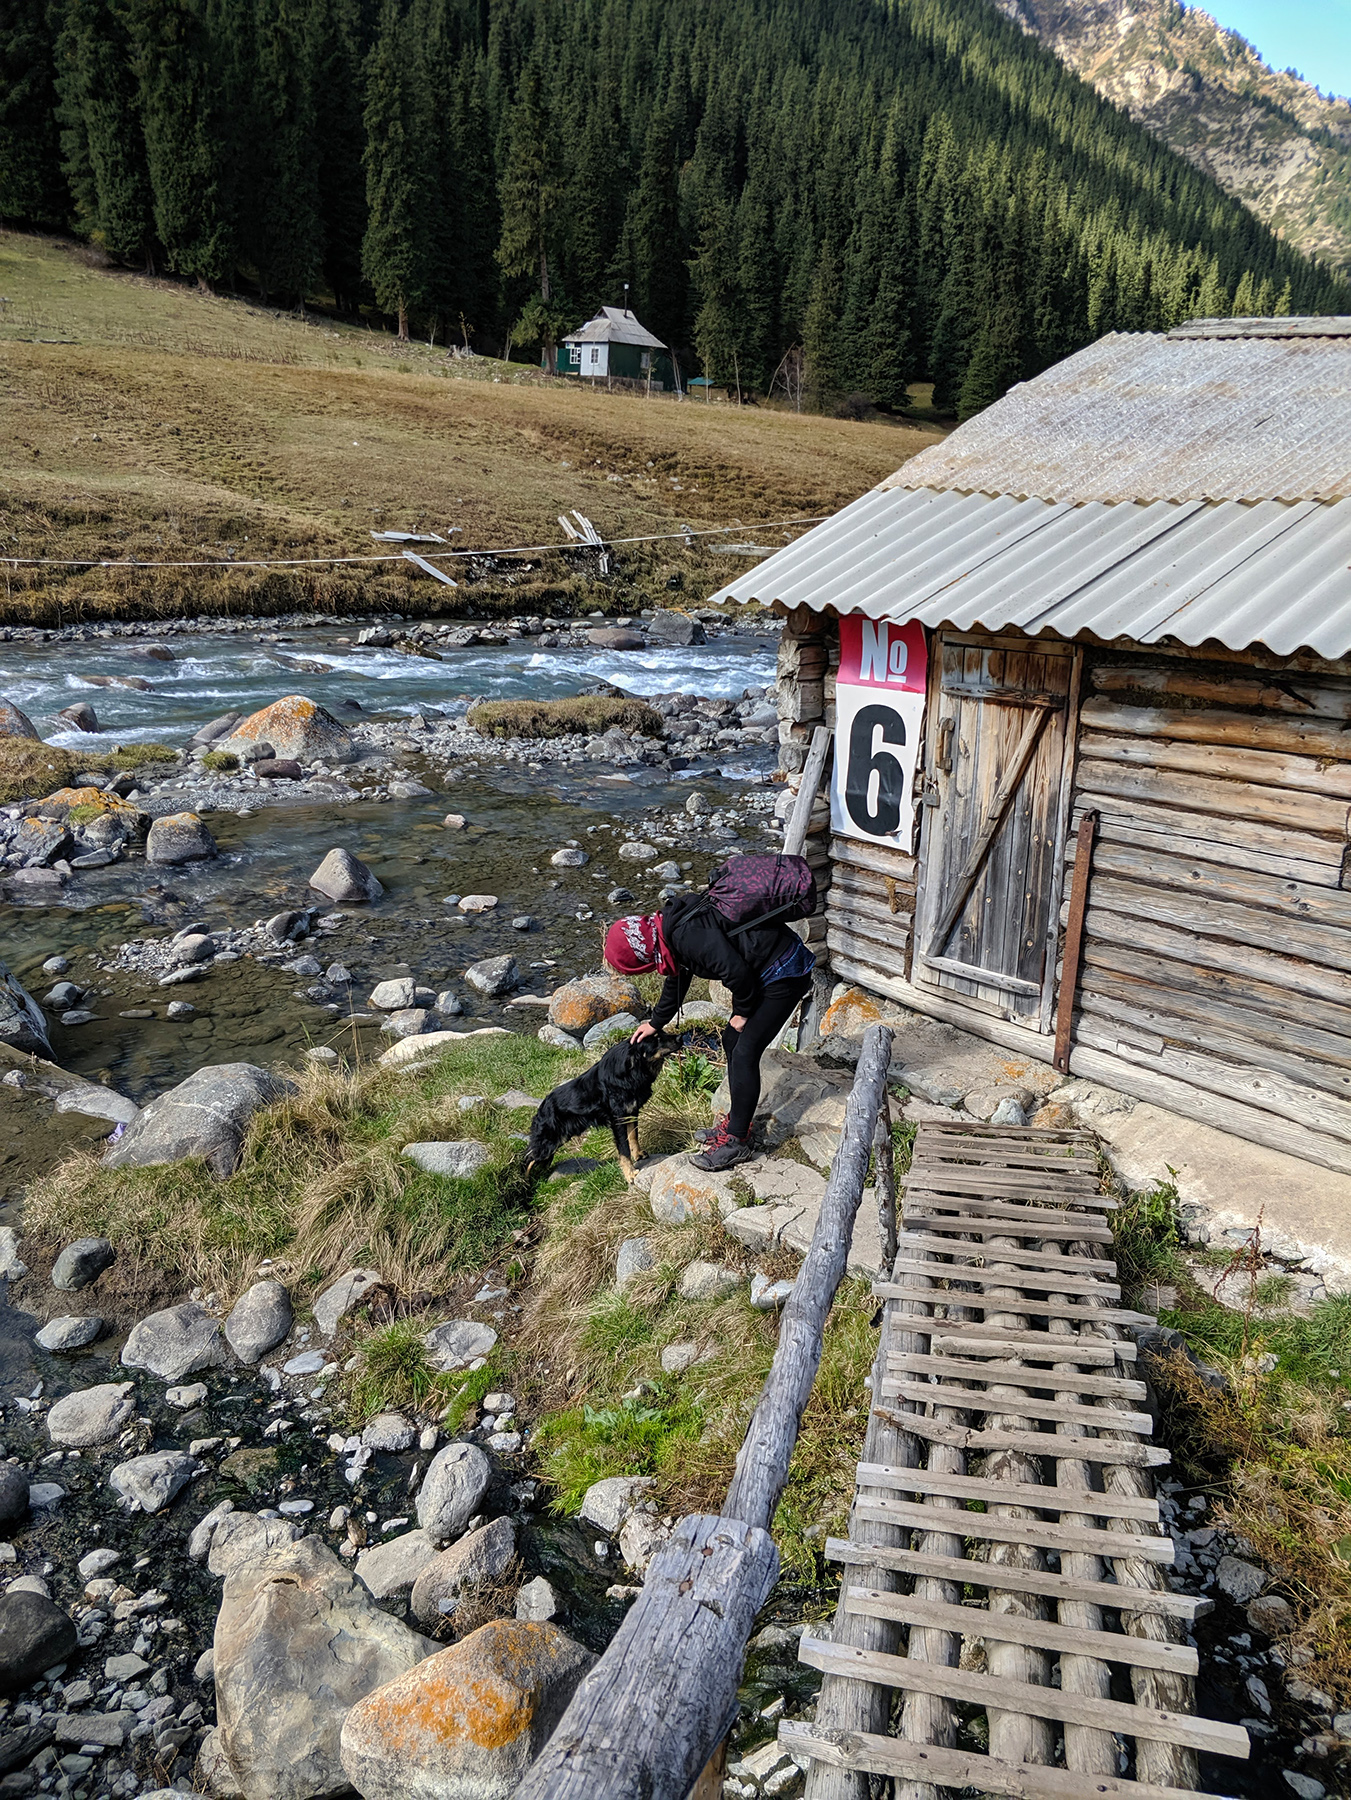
[0,232,941,624]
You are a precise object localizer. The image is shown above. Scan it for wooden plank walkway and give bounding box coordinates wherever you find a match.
[791,1119,1250,1800]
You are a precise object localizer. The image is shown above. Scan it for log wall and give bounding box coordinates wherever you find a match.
[776,605,836,945]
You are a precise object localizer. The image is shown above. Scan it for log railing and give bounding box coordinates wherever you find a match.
[512,1022,896,1800]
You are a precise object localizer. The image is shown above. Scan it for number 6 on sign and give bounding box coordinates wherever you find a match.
[831,617,927,850]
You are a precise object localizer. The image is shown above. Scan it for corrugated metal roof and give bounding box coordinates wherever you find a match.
[888,327,1351,504]
[711,485,1351,659]
[562,306,666,350]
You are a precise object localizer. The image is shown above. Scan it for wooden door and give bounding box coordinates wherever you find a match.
[913,633,1080,1026]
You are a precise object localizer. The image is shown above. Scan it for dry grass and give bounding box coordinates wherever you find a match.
[0,230,943,624]
[0,735,178,801]
[467,696,665,739]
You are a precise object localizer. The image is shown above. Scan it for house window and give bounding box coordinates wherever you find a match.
[640,352,652,371]
[589,347,600,366]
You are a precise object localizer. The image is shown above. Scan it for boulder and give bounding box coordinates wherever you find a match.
[206,1511,301,1579]
[616,841,656,862]
[46,1382,135,1448]
[409,1516,517,1629]
[214,1533,431,1800]
[646,608,706,646]
[457,894,498,914]
[309,847,383,904]
[50,1237,115,1292]
[369,978,416,1011]
[361,1412,415,1453]
[514,1576,558,1623]
[339,1620,595,1800]
[35,1315,104,1352]
[252,758,304,780]
[679,1261,743,1301]
[423,1320,497,1373]
[355,1529,437,1601]
[56,701,99,732]
[465,956,519,997]
[550,848,589,868]
[218,695,355,765]
[586,628,645,650]
[313,1268,383,1338]
[109,1450,199,1513]
[382,1008,434,1038]
[646,1158,745,1226]
[121,1302,226,1381]
[1216,1555,1265,1604]
[0,960,50,1058]
[104,1062,292,1180]
[0,1467,29,1527]
[224,1280,293,1365]
[404,1141,492,1179]
[537,1024,581,1049]
[416,1443,492,1545]
[547,974,644,1034]
[578,1476,655,1535]
[582,1012,638,1049]
[146,812,217,865]
[0,702,39,740]
[0,1591,77,1694]
[12,817,71,867]
[0,1230,24,1281]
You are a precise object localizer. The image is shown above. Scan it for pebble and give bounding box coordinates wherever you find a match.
[165,1383,208,1409]
[282,1351,327,1377]
[165,1000,195,1020]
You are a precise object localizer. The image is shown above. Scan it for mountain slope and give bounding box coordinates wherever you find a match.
[992,0,1351,270]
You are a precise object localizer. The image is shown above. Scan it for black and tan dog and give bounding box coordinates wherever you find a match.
[525,1032,673,1184]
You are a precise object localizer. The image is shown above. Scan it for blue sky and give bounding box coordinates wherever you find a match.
[1204,0,1351,99]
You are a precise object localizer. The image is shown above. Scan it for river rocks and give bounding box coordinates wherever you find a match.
[214,1533,430,1800]
[587,627,645,650]
[647,608,706,645]
[465,955,519,997]
[219,694,355,765]
[0,1230,26,1281]
[0,1467,28,1528]
[224,1280,293,1364]
[146,811,218,865]
[51,1236,116,1292]
[547,973,643,1033]
[1248,1593,1295,1635]
[0,960,50,1057]
[57,701,99,732]
[582,1011,638,1048]
[537,1023,580,1049]
[615,1236,654,1287]
[109,1449,200,1513]
[0,702,39,739]
[679,1261,743,1301]
[121,1302,226,1381]
[35,1314,104,1352]
[361,1412,415,1452]
[404,1141,492,1179]
[355,1529,437,1601]
[339,1620,595,1800]
[173,931,216,965]
[382,1007,434,1038]
[46,1382,135,1447]
[309,847,383,903]
[416,1443,492,1545]
[458,893,499,913]
[206,1511,300,1579]
[1216,1555,1266,1603]
[409,1517,517,1629]
[617,840,657,862]
[313,1267,383,1337]
[423,1320,497,1373]
[105,1062,293,1179]
[370,977,416,1010]
[443,813,466,830]
[579,1476,655,1535]
[550,847,589,867]
[515,1576,558,1623]
[0,1591,78,1694]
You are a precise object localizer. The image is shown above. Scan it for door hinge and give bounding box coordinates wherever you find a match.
[920,777,940,807]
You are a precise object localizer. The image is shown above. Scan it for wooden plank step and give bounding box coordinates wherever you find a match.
[872,1409,1170,1467]
[843,1586,1198,1675]
[906,1166,1105,1195]
[925,1324,1135,1363]
[779,1721,1235,1800]
[798,1637,1249,1759]
[880,1377,1152,1434]
[851,1496,1173,1561]
[897,1231,1118,1277]
[886,1352,1148,1400]
[907,1153,1104,1180]
[854,1460,1160,1520]
[883,1265,1124,1300]
[909,1143,1102,1169]
[902,1207,1116,1241]
[916,1121,1097,1143]
[825,1539,1211,1621]
[876,1283,1153,1326]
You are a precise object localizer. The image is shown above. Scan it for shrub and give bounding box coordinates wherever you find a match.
[200,750,239,771]
[467,697,664,740]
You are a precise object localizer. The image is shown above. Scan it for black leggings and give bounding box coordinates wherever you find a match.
[722,975,814,1138]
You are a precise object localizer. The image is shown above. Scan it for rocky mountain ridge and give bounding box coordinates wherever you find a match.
[991,0,1351,271]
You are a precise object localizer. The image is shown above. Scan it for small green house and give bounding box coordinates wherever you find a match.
[556,306,677,390]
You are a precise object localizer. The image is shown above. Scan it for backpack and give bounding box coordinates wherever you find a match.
[704,853,817,937]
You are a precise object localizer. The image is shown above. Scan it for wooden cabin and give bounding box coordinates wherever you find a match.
[712,318,1351,1175]
[556,306,676,390]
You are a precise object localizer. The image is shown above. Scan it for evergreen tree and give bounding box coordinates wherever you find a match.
[309,0,367,311]
[247,0,323,302]
[0,0,67,225]
[361,0,431,338]
[626,104,685,353]
[690,192,743,388]
[55,0,155,265]
[496,69,566,363]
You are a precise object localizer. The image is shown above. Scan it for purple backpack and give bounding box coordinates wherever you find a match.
[705,854,817,937]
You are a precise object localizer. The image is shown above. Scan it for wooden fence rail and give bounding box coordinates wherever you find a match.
[511,1023,896,1800]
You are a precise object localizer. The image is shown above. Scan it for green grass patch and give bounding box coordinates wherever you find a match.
[467,697,665,740]
[532,1390,705,1515]
[0,736,180,803]
[200,750,239,772]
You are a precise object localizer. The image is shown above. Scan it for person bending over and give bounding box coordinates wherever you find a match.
[603,893,815,1170]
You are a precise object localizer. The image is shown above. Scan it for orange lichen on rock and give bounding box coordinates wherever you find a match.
[548,973,644,1033]
[820,987,884,1037]
[219,694,355,764]
[36,786,142,819]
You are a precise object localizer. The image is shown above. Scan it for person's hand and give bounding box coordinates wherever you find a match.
[729,1014,747,1032]
[630,1020,658,1044]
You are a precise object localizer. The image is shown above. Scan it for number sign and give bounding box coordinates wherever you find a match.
[830,617,927,848]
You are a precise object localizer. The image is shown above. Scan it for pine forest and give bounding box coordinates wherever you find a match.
[4,0,1351,418]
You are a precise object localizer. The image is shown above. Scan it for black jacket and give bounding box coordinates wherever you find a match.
[647,893,798,1029]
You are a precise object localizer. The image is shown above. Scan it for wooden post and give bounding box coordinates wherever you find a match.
[783,724,832,859]
[1053,810,1098,1073]
[513,1024,895,1800]
[874,1097,897,1273]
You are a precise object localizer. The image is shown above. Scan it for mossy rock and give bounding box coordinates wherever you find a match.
[219,1445,282,1490]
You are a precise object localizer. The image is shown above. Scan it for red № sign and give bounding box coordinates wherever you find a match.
[837,616,927,692]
